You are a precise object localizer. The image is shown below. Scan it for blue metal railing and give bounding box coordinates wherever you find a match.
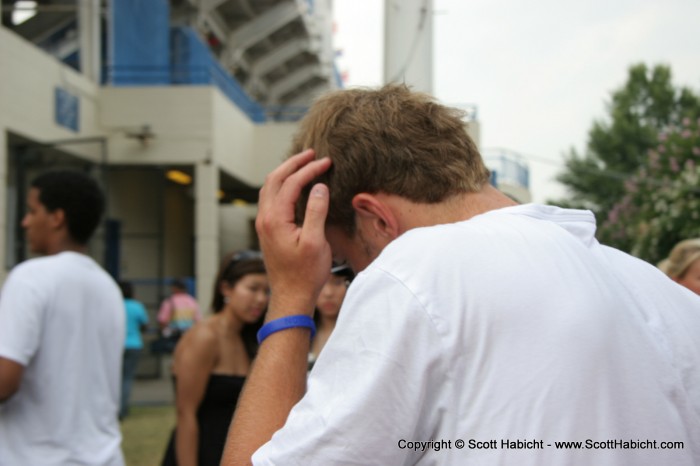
[106,26,310,123]
[483,149,530,189]
[104,64,309,123]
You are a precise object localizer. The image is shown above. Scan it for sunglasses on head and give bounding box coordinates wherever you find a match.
[230,250,263,263]
[221,250,264,277]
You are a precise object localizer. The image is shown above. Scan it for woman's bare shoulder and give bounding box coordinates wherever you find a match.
[174,318,220,357]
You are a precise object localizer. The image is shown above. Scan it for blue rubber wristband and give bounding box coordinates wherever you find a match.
[257,315,316,345]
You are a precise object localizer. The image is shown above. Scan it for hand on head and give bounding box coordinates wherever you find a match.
[256,149,333,318]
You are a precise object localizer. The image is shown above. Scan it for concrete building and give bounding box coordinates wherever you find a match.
[483,147,532,203]
[1,0,528,352]
[1,0,340,319]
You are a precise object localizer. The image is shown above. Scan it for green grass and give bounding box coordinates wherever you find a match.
[121,405,176,466]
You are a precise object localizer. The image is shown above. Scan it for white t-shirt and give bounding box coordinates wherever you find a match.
[0,252,126,466]
[253,204,700,465]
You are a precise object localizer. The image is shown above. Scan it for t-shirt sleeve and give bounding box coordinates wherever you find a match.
[137,302,149,325]
[157,299,171,325]
[0,266,47,366]
[252,269,447,465]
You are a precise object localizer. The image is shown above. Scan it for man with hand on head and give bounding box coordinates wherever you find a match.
[223,85,700,465]
[0,170,125,466]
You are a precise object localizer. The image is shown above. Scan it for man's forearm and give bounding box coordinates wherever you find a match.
[221,325,311,465]
[0,357,24,402]
[222,150,332,464]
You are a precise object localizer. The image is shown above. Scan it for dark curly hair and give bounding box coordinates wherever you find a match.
[31,170,104,245]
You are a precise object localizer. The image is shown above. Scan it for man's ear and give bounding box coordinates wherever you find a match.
[48,208,67,231]
[351,193,400,240]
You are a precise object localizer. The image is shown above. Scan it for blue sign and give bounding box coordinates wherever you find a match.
[55,87,79,132]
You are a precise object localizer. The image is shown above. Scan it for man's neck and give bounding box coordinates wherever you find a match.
[45,237,87,256]
[378,185,519,233]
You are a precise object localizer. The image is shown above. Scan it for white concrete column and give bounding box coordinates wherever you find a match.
[78,0,101,83]
[0,128,8,284]
[0,0,4,283]
[315,0,335,84]
[194,162,219,316]
[383,0,433,94]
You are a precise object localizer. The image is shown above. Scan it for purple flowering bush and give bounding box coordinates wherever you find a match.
[599,117,700,263]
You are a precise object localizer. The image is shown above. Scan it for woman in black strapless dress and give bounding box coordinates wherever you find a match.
[161,251,268,466]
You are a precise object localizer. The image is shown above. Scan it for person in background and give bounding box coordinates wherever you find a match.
[658,238,700,295]
[161,250,269,466]
[119,280,149,420]
[0,170,125,466]
[308,264,353,370]
[158,278,201,343]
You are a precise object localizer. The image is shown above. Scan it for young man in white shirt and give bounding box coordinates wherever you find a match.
[223,85,700,465]
[0,170,125,466]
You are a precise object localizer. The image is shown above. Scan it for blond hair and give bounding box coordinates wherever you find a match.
[290,84,490,234]
[658,238,700,279]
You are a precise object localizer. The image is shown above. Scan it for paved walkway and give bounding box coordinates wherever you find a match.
[131,354,174,406]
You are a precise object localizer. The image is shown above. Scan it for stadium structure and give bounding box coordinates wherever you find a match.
[1,0,340,310]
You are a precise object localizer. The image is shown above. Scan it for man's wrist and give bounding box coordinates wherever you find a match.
[266,294,316,321]
[257,315,316,344]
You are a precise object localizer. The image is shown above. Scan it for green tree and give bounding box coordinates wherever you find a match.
[598,117,700,264]
[554,63,700,260]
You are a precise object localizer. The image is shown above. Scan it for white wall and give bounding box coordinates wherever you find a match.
[100,87,213,166]
[384,0,434,93]
[0,129,7,283]
[100,86,296,186]
[211,90,257,184]
[219,204,258,255]
[466,120,481,150]
[0,28,102,157]
[498,183,532,204]
[252,122,299,181]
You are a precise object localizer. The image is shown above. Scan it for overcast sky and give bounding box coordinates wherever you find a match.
[332,0,700,203]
